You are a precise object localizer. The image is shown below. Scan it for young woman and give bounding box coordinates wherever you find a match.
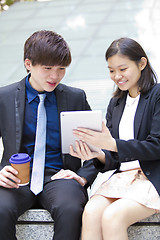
[70,37,160,240]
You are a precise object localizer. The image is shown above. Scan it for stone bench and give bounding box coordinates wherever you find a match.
[16,209,54,240]
[16,209,160,240]
[128,212,160,239]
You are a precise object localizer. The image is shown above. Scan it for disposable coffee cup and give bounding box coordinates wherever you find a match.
[9,153,31,186]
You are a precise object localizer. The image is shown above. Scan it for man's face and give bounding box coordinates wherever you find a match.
[24,59,66,92]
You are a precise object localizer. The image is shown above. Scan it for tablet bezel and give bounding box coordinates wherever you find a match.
[60,110,102,154]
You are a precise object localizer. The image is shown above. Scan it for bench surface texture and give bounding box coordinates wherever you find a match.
[16,209,160,240]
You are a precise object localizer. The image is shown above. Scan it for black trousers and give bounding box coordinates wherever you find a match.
[0,178,88,240]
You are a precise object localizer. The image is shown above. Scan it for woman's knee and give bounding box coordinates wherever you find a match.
[83,195,109,222]
[102,205,117,223]
[84,198,99,217]
[101,201,129,230]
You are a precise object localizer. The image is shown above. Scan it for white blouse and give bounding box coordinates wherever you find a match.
[119,93,141,171]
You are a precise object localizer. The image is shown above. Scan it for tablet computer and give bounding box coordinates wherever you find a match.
[60,110,102,154]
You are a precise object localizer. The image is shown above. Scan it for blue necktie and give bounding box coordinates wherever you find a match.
[30,94,46,195]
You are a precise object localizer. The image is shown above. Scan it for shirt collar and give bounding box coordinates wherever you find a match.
[126,93,140,107]
[25,74,56,103]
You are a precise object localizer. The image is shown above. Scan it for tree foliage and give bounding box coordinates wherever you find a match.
[0,0,14,11]
[0,0,34,11]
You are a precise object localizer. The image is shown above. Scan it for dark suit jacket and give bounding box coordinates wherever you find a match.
[0,77,98,186]
[94,83,160,195]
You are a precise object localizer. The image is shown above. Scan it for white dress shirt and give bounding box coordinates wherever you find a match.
[119,93,140,171]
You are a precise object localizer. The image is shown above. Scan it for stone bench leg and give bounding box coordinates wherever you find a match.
[16,209,54,240]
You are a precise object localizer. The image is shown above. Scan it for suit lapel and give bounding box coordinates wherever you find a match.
[54,84,68,167]
[112,96,126,138]
[134,93,149,138]
[55,84,68,112]
[15,79,26,152]
[55,84,68,125]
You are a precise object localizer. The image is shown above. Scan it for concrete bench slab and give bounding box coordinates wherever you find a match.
[128,213,160,240]
[16,209,160,240]
[16,210,54,240]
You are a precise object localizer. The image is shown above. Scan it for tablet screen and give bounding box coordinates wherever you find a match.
[60,110,102,154]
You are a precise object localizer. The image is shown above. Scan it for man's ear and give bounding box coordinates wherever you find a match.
[139,57,147,71]
[24,59,32,71]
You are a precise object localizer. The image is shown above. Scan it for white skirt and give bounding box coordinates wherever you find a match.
[94,169,160,211]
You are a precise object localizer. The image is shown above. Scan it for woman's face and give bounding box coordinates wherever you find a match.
[107,54,146,98]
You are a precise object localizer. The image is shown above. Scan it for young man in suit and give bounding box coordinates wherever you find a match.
[0,30,98,240]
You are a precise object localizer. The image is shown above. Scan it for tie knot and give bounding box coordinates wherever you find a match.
[38,94,46,102]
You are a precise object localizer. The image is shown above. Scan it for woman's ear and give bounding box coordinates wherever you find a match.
[24,59,32,71]
[139,57,147,71]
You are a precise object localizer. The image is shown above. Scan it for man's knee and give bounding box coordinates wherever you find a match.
[52,196,84,222]
[0,203,17,230]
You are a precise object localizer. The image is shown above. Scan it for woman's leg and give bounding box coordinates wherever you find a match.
[102,198,156,240]
[82,195,116,240]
